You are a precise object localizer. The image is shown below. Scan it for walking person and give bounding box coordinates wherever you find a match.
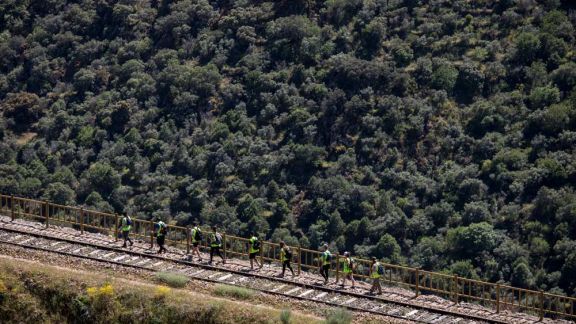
[339,251,355,288]
[279,241,295,277]
[369,257,383,295]
[209,226,225,265]
[120,214,133,248]
[190,222,203,261]
[248,232,262,270]
[318,244,332,285]
[155,219,168,254]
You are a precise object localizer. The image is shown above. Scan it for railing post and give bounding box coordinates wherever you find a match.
[454,275,459,304]
[150,221,154,249]
[222,233,227,261]
[186,226,191,254]
[415,267,420,297]
[496,284,500,313]
[114,213,119,242]
[10,195,14,221]
[44,201,49,228]
[335,254,340,283]
[539,290,544,321]
[80,208,84,234]
[260,241,264,265]
[297,246,301,275]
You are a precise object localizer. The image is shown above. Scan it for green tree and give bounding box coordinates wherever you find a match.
[447,222,500,258]
[431,64,458,93]
[511,262,535,288]
[83,162,121,198]
[42,182,75,205]
[374,234,402,263]
[514,32,541,64]
[449,260,479,279]
[528,86,560,109]
[1,92,43,133]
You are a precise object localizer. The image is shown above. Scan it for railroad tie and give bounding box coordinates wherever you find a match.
[135,259,151,266]
[50,241,63,247]
[432,315,447,323]
[405,310,419,318]
[365,303,382,311]
[285,287,300,295]
[101,252,116,259]
[423,314,439,322]
[55,244,69,251]
[17,238,34,245]
[218,274,233,281]
[190,269,206,276]
[150,261,164,268]
[71,247,85,254]
[341,297,356,305]
[270,285,286,292]
[207,272,222,279]
[298,289,315,298]
[89,249,102,256]
[260,282,275,290]
[126,256,140,263]
[113,255,129,262]
[314,292,328,300]
[387,308,401,316]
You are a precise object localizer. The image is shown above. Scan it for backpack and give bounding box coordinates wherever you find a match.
[348,258,355,269]
[252,238,261,250]
[214,233,222,245]
[194,228,202,241]
[126,216,132,226]
[284,247,292,259]
[377,263,385,275]
[159,223,167,235]
[323,251,332,262]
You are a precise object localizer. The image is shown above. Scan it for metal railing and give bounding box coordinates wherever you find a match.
[0,193,574,320]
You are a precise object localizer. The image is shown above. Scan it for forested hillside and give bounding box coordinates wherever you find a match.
[1,0,576,295]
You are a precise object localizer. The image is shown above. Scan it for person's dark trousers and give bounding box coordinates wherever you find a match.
[122,231,133,247]
[320,264,330,281]
[157,236,166,253]
[282,260,294,276]
[210,246,224,263]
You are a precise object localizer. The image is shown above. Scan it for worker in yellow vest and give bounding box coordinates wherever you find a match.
[120,214,133,248]
[339,251,355,288]
[369,256,383,295]
[190,222,203,261]
[155,220,167,254]
[208,225,225,265]
[248,232,263,270]
[319,244,332,285]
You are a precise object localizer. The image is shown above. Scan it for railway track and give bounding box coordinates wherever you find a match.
[0,216,552,323]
